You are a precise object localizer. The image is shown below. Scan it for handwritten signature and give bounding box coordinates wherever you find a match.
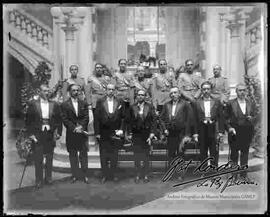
[162,156,257,193]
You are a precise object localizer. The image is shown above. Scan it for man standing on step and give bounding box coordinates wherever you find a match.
[192,81,225,169]
[62,65,86,101]
[225,83,256,181]
[94,83,125,184]
[152,59,176,113]
[127,89,157,183]
[25,84,62,190]
[61,84,89,184]
[160,87,194,181]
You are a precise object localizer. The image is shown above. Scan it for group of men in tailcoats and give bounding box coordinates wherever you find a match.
[25,58,256,189]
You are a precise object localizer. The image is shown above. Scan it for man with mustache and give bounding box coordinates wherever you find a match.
[127,89,156,183]
[94,83,125,184]
[225,83,256,181]
[25,84,62,190]
[61,84,90,184]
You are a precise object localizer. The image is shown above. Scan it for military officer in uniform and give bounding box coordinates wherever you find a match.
[177,59,204,103]
[133,66,153,104]
[114,59,135,105]
[208,64,230,105]
[152,59,176,113]
[85,63,114,113]
[62,65,86,101]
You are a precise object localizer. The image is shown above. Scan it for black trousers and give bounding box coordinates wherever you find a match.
[133,133,150,177]
[68,146,88,179]
[34,131,54,184]
[99,138,118,179]
[229,126,253,177]
[167,131,185,166]
[198,123,219,167]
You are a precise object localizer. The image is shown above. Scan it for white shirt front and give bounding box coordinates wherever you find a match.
[71,98,78,116]
[204,100,211,118]
[172,101,177,116]
[237,99,246,115]
[138,102,144,115]
[107,97,114,113]
[40,98,50,131]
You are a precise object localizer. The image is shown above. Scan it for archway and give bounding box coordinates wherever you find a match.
[7,54,33,132]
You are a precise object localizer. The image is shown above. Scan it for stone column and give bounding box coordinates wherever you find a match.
[149,41,157,57]
[165,6,199,68]
[76,7,94,80]
[227,22,245,87]
[96,6,127,69]
[204,7,221,79]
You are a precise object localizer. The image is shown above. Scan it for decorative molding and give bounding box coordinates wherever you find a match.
[6,25,53,65]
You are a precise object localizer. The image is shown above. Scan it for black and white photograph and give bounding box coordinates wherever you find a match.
[2,3,268,214]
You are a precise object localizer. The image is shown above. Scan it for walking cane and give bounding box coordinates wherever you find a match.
[18,154,31,188]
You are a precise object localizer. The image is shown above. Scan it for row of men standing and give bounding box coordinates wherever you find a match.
[25,58,256,189]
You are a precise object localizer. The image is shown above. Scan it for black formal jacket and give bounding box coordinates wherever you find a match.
[61,98,89,151]
[192,97,225,134]
[127,101,157,135]
[160,99,193,136]
[94,96,125,138]
[225,98,256,129]
[25,99,62,145]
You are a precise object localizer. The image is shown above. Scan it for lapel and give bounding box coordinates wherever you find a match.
[68,98,77,116]
[35,99,42,119]
[245,99,251,116]
[210,99,215,115]
[174,100,181,117]
[168,101,172,121]
[103,98,109,115]
[49,101,54,119]
[133,104,139,119]
[113,97,119,113]
[232,98,242,116]
[143,102,149,119]
[199,99,205,113]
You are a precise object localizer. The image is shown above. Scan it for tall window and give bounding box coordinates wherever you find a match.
[127,7,166,66]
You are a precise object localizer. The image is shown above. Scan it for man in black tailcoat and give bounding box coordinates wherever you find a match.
[61,84,89,184]
[94,83,125,183]
[127,89,157,183]
[26,84,62,189]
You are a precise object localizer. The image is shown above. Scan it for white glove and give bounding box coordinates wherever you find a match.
[29,135,38,143]
[193,134,199,142]
[115,130,124,136]
[229,128,236,135]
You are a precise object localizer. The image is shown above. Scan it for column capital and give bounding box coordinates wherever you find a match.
[226,22,244,38]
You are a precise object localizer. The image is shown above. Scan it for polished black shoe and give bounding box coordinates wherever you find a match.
[134,176,140,184]
[101,177,107,184]
[71,177,78,184]
[84,177,90,184]
[113,176,119,182]
[143,176,150,183]
[44,179,53,185]
[35,182,42,190]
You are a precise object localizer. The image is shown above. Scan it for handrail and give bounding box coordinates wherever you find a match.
[8,8,53,50]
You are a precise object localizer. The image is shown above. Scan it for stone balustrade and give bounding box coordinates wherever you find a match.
[8,9,52,50]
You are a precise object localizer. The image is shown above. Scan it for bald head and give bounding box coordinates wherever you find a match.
[236,83,247,100]
[106,83,116,98]
[170,87,180,101]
